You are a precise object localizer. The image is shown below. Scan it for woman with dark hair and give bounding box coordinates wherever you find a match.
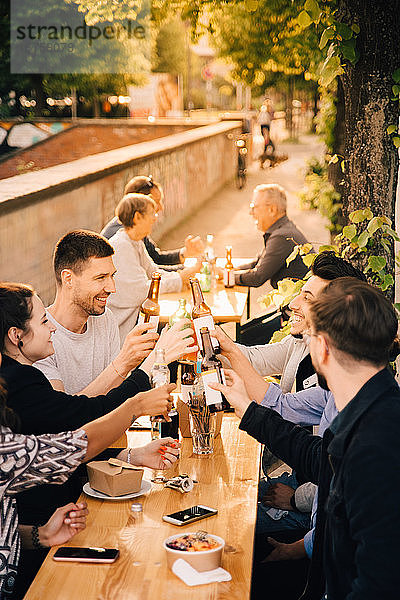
[0,282,180,596]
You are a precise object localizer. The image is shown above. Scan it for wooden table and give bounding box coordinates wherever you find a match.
[25,415,260,600]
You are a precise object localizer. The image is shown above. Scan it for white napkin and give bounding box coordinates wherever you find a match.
[172,558,232,586]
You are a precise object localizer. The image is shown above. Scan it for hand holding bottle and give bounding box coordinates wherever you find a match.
[208,369,251,418]
[179,259,203,288]
[134,384,176,419]
[151,320,198,366]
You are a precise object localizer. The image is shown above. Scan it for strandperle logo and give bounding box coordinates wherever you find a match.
[15,21,146,47]
[10,0,151,74]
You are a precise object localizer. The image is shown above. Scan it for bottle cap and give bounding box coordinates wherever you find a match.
[131,503,143,513]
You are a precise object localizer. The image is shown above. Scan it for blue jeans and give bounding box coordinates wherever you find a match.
[256,471,311,536]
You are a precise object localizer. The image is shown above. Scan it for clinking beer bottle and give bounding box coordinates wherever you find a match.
[189,277,220,355]
[200,327,229,413]
[223,246,235,288]
[138,272,161,333]
[180,360,196,406]
[169,299,197,362]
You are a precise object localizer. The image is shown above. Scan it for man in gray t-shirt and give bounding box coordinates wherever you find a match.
[34,230,160,396]
[35,308,121,395]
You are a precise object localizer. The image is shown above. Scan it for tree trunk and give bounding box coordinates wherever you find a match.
[338,0,400,294]
[285,76,294,138]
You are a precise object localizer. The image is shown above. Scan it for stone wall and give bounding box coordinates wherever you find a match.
[0,120,240,305]
[0,120,202,179]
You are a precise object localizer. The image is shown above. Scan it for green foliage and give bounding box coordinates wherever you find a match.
[295,0,360,87]
[258,206,400,344]
[314,85,336,152]
[299,157,341,233]
[387,68,400,148]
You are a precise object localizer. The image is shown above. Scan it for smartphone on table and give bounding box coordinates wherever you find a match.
[162,505,218,526]
[53,546,119,563]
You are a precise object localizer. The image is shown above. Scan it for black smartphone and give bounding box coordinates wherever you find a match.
[162,504,218,526]
[53,546,119,563]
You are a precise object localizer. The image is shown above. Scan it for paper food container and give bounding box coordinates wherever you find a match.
[177,398,223,438]
[87,461,143,497]
[164,533,225,572]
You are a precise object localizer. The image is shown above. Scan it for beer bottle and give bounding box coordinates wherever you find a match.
[150,348,170,432]
[190,277,220,354]
[138,272,161,333]
[200,327,229,413]
[223,246,235,288]
[199,260,212,293]
[180,360,196,405]
[170,299,197,361]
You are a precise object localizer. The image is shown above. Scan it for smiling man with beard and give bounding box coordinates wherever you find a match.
[35,230,192,396]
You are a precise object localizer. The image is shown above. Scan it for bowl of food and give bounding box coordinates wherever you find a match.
[163,531,225,572]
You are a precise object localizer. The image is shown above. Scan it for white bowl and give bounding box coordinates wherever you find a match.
[163,532,225,572]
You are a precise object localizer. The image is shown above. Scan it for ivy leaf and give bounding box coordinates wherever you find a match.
[393,136,400,148]
[367,255,387,273]
[305,0,320,21]
[392,85,400,96]
[363,208,373,220]
[303,253,316,267]
[319,55,344,86]
[298,10,312,27]
[393,68,400,83]
[286,245,300,266]
[387,124,398,135]
[386,227,400,241]
[340,39,356,62]
[357,231,370,248]
[299,242,314,255]
[328,154,339,164]
[318,244,339,253]
[351,23,360,34]
[343,224,357,240]
[367,217,383,234]
[319,27,334,49]
[349,209,367,223]
[381,274,394,292]
[394,302,400,314]
[335,22,353,41]
[340,160,345,172]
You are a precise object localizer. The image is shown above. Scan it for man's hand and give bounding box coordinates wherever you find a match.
[130,437,180,470]
[264,537,306,562]
[116,323,159,374]
[211,326,239,358]
[134,383,176,420]
[184,235,204,258]
[38,502,89,547]
[262,483,295,511]
[179,259,203,288]
[156,321,198,364]
[208,369,252,418]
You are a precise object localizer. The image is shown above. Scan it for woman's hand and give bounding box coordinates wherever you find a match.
[134,384,176,421]
[157,321,198,364]
[208,369,252,418]
[131,437,180,470]
[38,502,89,547]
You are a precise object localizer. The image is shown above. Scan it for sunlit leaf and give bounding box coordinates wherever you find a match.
[357,231,370,248]
[349,209,367,223]
[334,22,353,41]
[343,224,357,240]
[304,0,320,21]
[319,27,334,49]
[302,253,316,267]
[367,217,383,234]
[286,246,300,266]
[367,255,386,272]
[393,136,400,148]
[328,154,339,164]
[387,124,398,135]
[319,55,344,86]
[298,10,312,28]
[381,274,394,291]
[299,243,314,255]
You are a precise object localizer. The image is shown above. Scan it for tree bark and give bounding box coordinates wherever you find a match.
[328,78,346,235]
[338,0,400,291]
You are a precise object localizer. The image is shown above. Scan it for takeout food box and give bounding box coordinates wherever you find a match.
[177,398,223,438]
[87,461,143,497]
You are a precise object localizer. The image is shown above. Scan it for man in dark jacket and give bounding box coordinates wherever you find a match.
[233,183,309,288]
[212,278,400,599]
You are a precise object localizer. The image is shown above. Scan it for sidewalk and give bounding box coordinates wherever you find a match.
[159,133,330,322]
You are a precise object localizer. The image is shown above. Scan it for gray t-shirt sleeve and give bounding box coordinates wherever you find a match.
[34,353,62,383]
